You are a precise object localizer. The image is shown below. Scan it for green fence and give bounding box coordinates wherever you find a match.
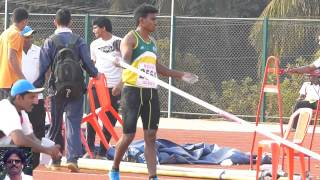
[2,13,320,121]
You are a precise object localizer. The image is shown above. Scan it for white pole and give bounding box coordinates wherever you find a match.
[119,60,320,161]
[168,0,175,118]
[4,0,8,29]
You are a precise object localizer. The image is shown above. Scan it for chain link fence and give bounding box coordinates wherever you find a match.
[265,19,320,121]
[172,17,262,119]
[2,13,320,121]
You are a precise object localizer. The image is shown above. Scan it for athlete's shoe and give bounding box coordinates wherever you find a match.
[149,176,158,180]
[108,169,120,180]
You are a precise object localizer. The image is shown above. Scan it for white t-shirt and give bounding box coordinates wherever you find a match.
[299,82,320,103]
[4,172,33,180]
[90,36,122,88]
[22,44,41,83]
[0,99,33,145]
[21,44,43,99]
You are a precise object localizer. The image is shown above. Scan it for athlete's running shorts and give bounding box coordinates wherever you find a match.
[121,86,160,134]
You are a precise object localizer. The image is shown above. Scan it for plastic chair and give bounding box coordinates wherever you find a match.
[308,100,320,171]
[81,74,123,158]
[255,108,313,180]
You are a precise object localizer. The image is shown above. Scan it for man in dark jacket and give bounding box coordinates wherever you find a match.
[34,8,99,172]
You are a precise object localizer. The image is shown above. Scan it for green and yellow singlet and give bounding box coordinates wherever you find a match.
[122,30,158,88]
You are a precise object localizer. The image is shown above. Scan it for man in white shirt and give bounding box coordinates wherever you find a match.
[21,26,46,169]
[85,17,122,159]
[3,148,33,180]
[21,26,41,84]
[292,74,320,128]
[298,77,320,103]
[286,51,320,128]
[0,80,61,160]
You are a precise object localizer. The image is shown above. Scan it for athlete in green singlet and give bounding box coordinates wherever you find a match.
[109,4,198,180]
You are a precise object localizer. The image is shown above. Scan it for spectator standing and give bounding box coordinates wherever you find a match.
[0,8,29,100]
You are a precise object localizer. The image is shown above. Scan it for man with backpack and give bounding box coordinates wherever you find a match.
[33,8,99,172]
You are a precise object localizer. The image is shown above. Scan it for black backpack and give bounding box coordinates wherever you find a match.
[49,34,85,99]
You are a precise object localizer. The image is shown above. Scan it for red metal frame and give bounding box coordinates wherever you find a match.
[250,56,284,169]
[252,56,319,176]
[81,74,123,158]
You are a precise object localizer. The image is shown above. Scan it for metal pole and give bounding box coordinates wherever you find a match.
[260,17,269,122]
[84,14,92,114]
[4,0,8,29]
[168,0,175,118]
[85,14,92,43]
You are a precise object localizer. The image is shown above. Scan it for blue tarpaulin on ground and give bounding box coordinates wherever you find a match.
[106,139,270,165]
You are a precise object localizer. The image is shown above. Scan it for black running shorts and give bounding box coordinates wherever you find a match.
[121,86,160,134]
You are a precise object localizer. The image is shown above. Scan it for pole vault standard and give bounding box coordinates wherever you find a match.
[118,60,320,161]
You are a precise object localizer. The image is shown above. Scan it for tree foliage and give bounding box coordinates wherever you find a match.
[250,0,320,57]
[2,0,269,17]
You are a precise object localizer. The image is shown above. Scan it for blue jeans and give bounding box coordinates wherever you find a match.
[47,95,84,163]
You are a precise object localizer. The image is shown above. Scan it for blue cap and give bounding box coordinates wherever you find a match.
[11,80,44,96]
[21,26,36,37]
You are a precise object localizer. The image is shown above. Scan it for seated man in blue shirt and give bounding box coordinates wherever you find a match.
[34,8,100,172]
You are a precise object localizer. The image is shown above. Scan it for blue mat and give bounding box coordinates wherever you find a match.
[106,139,271,165]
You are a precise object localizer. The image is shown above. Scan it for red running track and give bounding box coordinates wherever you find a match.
[33,127,320,179]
